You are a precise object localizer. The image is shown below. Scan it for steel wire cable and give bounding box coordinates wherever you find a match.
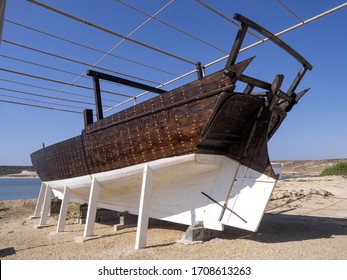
[0,87,116,108]
[0,68,134,98]
[0,99,82,114]
[116,0,228,54]
[4,19,179,77]
[27,0,196,65]
[2,39,162,86]
[0,78,121,104]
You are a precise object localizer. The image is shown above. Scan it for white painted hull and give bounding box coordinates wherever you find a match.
[41,153,276,232]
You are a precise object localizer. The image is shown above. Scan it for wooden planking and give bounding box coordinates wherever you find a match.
[85,70,231,134]
[30,68,288,181]
[31,136,89,181]
[84,95,220,174]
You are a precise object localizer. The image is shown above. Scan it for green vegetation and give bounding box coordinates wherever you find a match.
[319,162,347,176]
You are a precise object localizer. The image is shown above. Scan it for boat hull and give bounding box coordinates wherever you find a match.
[46,153,276,232]
[31,69,282,182]
[29,12,312,241]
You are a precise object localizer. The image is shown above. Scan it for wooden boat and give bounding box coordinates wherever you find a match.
[31,14,312,240]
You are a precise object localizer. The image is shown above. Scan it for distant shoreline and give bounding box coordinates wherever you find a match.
[0,175,39,179]
[0,170,38,179]
[1,158,346,180]
[0,165,36,178]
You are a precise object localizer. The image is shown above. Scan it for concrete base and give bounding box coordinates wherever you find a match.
[75,235,101,243]
[29,216,41,220]
[35,224,50,229]
[50,231,68,235]
[113,223,137,231]
[77,218,86,224]
[113,215,136,231]
[77,203,88,224]
[177,221,213,245]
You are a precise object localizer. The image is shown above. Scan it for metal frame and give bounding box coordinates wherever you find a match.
[87,70,168,121]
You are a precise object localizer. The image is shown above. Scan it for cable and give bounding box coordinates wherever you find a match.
[27,0,196,65]
[0,78,121,104]
[196,0,264,41]
[0,54,88,77]
[2,39,162,85]
[0,67,134,98]
[204,3,347,68]
[105,2,347,113]
[277,0,304,23]
[0,93,87,110]
[116,0,228,54]
[0,54,143,102]
[0,99,82,114]
[43,0,179,107]
[5,19,179,77]
[0,87,98,107]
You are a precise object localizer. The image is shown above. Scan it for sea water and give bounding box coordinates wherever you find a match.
[0,178,42,200]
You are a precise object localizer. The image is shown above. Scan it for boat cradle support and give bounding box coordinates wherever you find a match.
[32,164,155,249]
[31,154,279,249]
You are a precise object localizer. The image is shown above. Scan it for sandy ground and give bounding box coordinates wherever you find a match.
[0,160,346,260]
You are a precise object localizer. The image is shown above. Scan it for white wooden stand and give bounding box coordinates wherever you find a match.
[35,184,51,228]
[32,154,278,247]
[135,164,153,250]
[30,182,46,219]
[56,185,71,233]
[75,177,101,242]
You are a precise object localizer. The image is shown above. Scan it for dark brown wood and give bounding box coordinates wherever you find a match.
[92,75,103,121]
[87,70,167,95]
[31,13,312,182]
[233,13,313,71]
[225,22,248,68]
[196,62,204,79]
[83,109,93,127]
[287,66,308,96]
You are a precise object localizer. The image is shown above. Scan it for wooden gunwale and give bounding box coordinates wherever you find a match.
[85,85,234,135]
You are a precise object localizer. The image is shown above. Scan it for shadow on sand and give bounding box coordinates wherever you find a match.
[0,247,16,258]
[219,213,347,243]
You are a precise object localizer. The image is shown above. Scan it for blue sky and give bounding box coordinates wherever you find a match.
[1,0,347,165]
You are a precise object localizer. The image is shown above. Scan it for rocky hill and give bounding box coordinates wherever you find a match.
[278,158,347,177]
[0,166,37,177]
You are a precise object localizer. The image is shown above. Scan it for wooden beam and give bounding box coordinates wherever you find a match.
[234,13,312,70]
[83,177,100,238]
[92,76,103,121]
[56,185,71,233]
[225,22,248,68]
[31,182,46,219]
[87,70,167,95]
[135,164,153,249]
[36,184,51,228]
